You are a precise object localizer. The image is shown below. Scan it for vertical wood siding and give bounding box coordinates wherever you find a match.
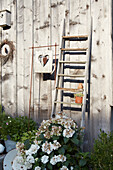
[0,0,112,147]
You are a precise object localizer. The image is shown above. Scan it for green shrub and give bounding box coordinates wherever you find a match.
[91,130,113,170]
[12,112,90,170]
[0,106,37,141]
[20,130,37,143]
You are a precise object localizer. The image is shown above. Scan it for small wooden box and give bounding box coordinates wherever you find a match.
[0,10,11,29]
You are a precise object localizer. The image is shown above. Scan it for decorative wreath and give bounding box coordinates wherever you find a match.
[0,39,15,65]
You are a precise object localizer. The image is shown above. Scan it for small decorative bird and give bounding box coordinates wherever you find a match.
[0,143,5,153]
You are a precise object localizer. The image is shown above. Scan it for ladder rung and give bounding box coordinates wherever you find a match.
[58,74,85,78]
[64,65,85,69]
[64,52,86,55]
[64,79,84,83]
[61,48,87,51]
[59,61,86,64]
[54,101,83,106]
[63,106,82,111]
[62,36,88,41]
[63,92,74,98]
[56,87,83,92]
[63,35,88,39]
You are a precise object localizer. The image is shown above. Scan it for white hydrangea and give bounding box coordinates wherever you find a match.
[24,161,32,169]
[34,139,42,145]
[64,120,76,129]
[50,155,57,165]
[35,166,41,170]
[53,140,61,150]
[60,166,69,170]
[63,128,75,138]
[60,155,66,162]
[55,112,68,119]
[41,155,49,164]
[42,141,53,154]
[41,120,51,126]
[26,155,35,164]
[50,155,66,165]
[16,142,24,153]
[26,144,40,155]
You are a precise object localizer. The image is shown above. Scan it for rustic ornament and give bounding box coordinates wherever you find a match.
[34,50,53,73]
[0,39,15,65]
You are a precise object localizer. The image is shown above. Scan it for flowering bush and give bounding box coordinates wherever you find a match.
[0,105,37,141]
[12,113,90,170]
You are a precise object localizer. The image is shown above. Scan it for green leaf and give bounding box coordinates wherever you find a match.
[75,165,79,169]
[24,139,31,150]
[52,136,59,140]
[67,145,72,152]
[40,133,45,140]
[57,162,62,167]
[58,147,65,154]
[47,163,52,170]
[63,160,70,167]
[39,152,43,156]
[50,152,54,158]
[79,159,87,167]
[64,137,69,144]
[63,145,67,149]
[66,154,71,159]
[71,136,79,145]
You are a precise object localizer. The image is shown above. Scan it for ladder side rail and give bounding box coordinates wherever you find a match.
[61,52,65,111]
[87,20,92,121]
[81,22,92,128]
[51,19,65,117]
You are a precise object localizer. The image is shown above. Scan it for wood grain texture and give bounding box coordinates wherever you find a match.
[0,0,112,149]
[1,0,16,116]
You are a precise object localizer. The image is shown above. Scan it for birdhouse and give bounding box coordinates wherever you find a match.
[0,10,11,30]
[34,50,53,73]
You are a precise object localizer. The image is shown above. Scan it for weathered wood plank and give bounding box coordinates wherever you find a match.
[0,0,112,150]
[24,0,33,118]
[17,0,24,115]
[34,0,51,123]
[1,0,16,116]
[0,1,2,103]
[90,0,112,146]
[50,0,66,114]
[33,0,40,122]
[79,0,91,150]
[9,0,17,116]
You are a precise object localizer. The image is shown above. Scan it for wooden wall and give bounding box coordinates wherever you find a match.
[0,0,112,147]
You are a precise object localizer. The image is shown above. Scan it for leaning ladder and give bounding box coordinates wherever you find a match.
[51,20,92,128]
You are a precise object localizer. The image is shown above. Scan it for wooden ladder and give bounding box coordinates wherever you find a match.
[51,21,92,128]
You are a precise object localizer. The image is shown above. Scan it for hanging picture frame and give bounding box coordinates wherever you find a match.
[34,50,53,73]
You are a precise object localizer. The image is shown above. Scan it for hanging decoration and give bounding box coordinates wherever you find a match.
[34,50,53,73]
[0,39,15,65]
